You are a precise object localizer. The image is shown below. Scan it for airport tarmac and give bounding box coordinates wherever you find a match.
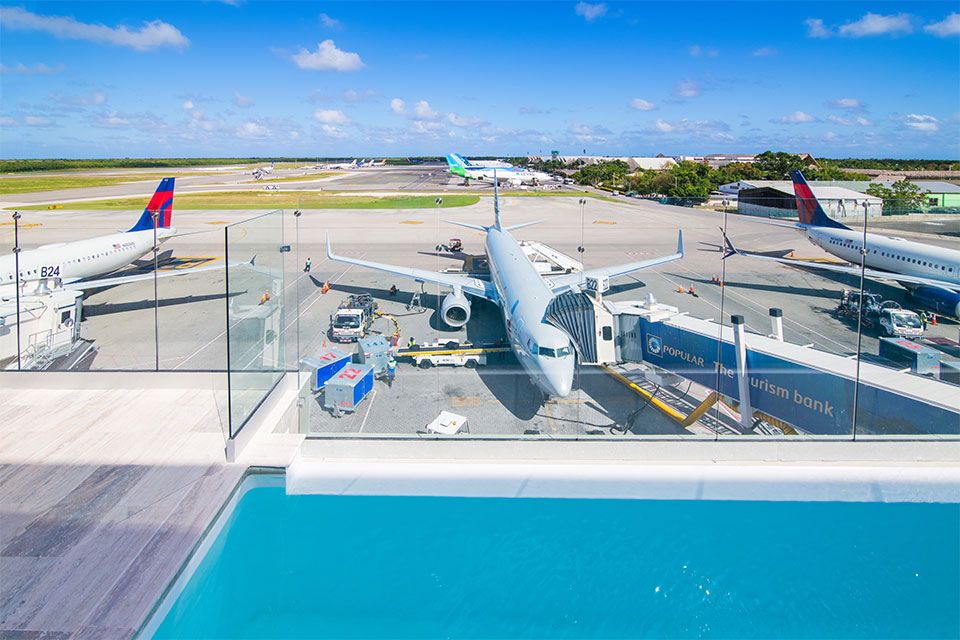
[3,188,957,436]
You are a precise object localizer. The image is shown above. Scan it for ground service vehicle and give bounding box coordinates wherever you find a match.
[879,308,924,338]
[330,294,378,342]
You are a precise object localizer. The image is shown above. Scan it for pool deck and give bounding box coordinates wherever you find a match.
[0,373,300,640]
[0,373,957,640]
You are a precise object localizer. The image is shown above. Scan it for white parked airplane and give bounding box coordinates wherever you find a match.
[723,170,960,318]
[446,154,553,186]
[326,174,683,397]
[1,178,229,294]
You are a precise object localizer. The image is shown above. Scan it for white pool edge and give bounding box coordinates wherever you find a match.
[287,459,960,503]
[137,473,284,639]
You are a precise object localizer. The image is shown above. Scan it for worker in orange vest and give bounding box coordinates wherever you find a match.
[259,289,270,305]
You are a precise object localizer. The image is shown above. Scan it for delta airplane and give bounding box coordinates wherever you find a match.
[446,154,553,186]
[724,170,960,318]
[1,178,229,294]
[327,174,683,397]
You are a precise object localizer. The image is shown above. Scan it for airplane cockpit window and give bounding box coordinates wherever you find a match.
[539,345,573,358]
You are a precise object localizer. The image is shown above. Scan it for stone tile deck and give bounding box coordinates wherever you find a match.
[0,382,246,639]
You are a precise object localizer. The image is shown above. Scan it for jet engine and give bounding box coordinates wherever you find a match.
[440,291,471,328]
[910,285,960,320]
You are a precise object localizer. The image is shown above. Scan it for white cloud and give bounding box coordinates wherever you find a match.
[839,13,912,37]
[24,115,52,126]
[291,40,364,72]
[446,112,487,128]
[924,13,960,37]
[688,44,718,57]
[574,2,607,22]
[629,98,656,111]
[233,92,254,107]
[752,47,778,57]
[319,13,343,29]
[314,109,350,124]
[236,121,270,138]
[903,114,939,132]
[413,100,437,119]
[0,62,66,74]
[570,123,612,143]
[0,116,16,126]
[673,80,700,99]
[411,120,445,135]
[182,99,194,111]
[0,6,189,51]
[390,98,406,115]
[100,111,130,127]
[827,114,872,126]
[320,124,347,138]
[828,97,863,110]
[804,18,831,38]
[776,111,817,124]
[646,118,730,135]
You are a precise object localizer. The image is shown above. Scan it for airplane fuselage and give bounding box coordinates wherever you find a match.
[0,228,175,293]
[806,227,960,286]
[484,226,575,397]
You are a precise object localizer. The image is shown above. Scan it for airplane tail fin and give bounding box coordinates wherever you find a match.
[720,228,739,259]
[791,170,849,230]
[445,154,462,168]
[453,153,473,168]
[128,178,174,232]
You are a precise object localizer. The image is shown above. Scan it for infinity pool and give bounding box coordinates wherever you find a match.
[152,483,959,639]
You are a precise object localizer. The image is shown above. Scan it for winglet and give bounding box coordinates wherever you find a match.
[720,228,739,260]
[677,229,684,256]
[325,233,335,260]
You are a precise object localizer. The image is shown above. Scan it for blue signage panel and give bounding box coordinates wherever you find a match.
[638,317,957,436]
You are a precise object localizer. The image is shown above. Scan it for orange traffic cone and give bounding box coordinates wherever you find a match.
[321,281,330,294]
[688,285,695,295]
[931,314,937,326]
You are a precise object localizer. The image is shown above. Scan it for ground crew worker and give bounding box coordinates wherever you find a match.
[920,310,929,330]
[389,284,398,296]
[386,355,397,386]
[407,336,416,349]
[259,288,270,305]
[304,257,312,273]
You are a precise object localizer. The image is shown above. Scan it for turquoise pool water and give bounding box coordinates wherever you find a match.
[153,485,959,639]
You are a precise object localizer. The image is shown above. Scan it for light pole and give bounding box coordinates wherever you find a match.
[152,210,160,371]
[577,198,587,262]
[13,211,21,370]
[293,208,302,385]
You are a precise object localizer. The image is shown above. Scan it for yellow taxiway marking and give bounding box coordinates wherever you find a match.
[205,221,228,225]
[400,220,424,225]
[451,396,481,408]
[593,219,616,225]
[0,222,42,228]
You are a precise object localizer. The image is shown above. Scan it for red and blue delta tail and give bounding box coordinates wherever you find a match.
[128,178,174,232]
[791,170,849,230]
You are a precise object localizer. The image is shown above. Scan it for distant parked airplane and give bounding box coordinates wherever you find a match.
[327,173,683,397]
[1,179,231,293]
[723,170,960,317]
[446,154,553,186]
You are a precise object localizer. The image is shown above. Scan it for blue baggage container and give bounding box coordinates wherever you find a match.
[879,337,941,376]
[357,335,391,373]
[323,363,374,412]
[940,359,960,385]
[301,349,351,391]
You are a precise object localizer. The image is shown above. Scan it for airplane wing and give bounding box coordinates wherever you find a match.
[326,235,497,301]
[722,232,959,292]
[547,230,684,292]
[64,260,241,290]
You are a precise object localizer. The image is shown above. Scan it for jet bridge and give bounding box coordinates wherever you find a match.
[549,290,960,436]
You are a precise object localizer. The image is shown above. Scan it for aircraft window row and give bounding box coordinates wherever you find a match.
[828,237,956,273]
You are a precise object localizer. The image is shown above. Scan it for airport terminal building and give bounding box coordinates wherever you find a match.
[734,180,884,220]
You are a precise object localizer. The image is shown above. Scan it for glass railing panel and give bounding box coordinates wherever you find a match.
[225,209,286,438]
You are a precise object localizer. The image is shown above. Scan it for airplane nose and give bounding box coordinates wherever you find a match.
[540,369,573,398]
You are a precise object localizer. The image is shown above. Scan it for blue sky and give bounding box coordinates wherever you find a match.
[1,1,958,159]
